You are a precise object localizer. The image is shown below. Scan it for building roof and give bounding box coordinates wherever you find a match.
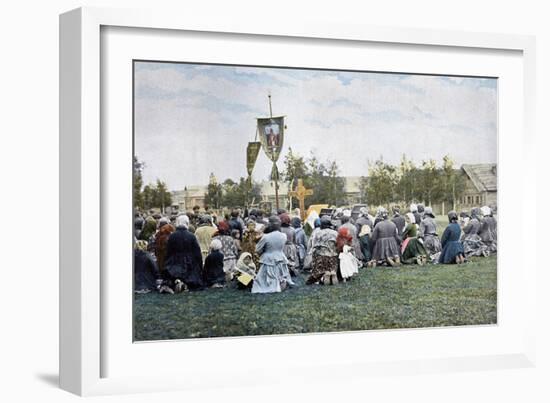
[461,164,497,192]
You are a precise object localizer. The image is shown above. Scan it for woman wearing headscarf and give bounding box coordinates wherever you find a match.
[241,220,262,269]
[303,217,321,270]
[306,216,339,285]
[340,214,364,261]
[213,220,239,280]
[439,211,465,264]
[337,227,359,281]
[462,207,488,258]
[138,216,157,242]
[235,252,257,289]
[134,240,160,293]
[401,213,428,265]
[479,206,497,255]
[203,239,225,288]
[280,213,299,275]
[419,207,442,262]
[164,215,204,291]
[252,216,295,293]
[194,214,217,262]
[355,207,374,234]
[370,207,401,267]
[391,206,406,238]
[154,218,175,273]
[291,217,308,270]
[358,224,372,263]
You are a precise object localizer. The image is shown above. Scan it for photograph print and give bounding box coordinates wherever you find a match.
[133,60,497,341]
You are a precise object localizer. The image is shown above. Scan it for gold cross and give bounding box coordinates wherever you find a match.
[288,179,313,220]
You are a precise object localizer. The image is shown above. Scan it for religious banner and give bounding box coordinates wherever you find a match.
[257,116,285,162]
[246,141,261,176]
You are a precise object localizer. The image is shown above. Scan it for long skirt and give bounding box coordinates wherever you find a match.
[401,237,428,264]
[306,254,339,284]
[339,250,359,279]
[251,261,294,294]
[283,243,300,274]
[439,240,465,264]
[372,237,401,262]
[423,234,442,255]
[462,234,487,258]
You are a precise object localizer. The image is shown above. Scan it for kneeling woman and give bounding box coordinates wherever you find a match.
[370,208,402,267]
[439,211,465,264]
[401,213,428,265]
[306,216,339,285]
[251,216,295,294]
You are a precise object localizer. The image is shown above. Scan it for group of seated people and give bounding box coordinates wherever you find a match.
[134,203,497,295]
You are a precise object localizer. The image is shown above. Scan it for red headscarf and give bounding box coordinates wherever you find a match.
[336,227,352,253]
[216,220,230,236]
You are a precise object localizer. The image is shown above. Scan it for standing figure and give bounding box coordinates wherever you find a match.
[370,208,401,267]
[439,211,465,264]
[306,217,339,285]
[419,207,442,262]
[252,216,295,294]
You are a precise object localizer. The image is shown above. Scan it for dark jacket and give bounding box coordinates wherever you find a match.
[134,249,159,291]
[165,227,204,289]
[203,250,225,286]
[229,217,244,240]
[391,214,406,237]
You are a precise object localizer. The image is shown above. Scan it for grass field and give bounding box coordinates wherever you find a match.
[134,255,497,341]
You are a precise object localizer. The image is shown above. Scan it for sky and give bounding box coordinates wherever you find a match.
[134,62,497,191]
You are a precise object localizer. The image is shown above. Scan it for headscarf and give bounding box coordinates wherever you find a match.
[424,207,434,217]
[176,214,190,229]
[280,213,291,226]
[134,240,148,251]
[359,207,369,216]
[406,212,416,224]
[199,214,212,225]
[320,216,333,230]
[140,217,157,240]
[409,203,418,213]
[448,210,458,223]
[480,206,491,217]
[210,238,222,251]
[336,227,352,252]
[236,252,256,271]
[417,204,425,214]
[359,224,371,237]
[378,207,388,219]
[158,217,169,229]
[343,209,352,218]
[217,220,231,235]
[291,217,302,229]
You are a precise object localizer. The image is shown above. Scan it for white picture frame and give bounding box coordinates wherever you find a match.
[60,6,537,396]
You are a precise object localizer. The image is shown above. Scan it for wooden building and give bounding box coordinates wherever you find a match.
[458,163,497,209]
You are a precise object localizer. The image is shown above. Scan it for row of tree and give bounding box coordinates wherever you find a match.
[360,154,466,209]
[204,174,262,210]
[133,157,172,211]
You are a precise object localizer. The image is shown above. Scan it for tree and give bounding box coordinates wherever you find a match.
[204,173,223,209]
[133,156,144,209]
[440,155,466,211]
[153,179,172,212]
[363,158,399,207]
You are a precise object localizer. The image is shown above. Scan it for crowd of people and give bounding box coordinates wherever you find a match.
[134,203,497,295]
